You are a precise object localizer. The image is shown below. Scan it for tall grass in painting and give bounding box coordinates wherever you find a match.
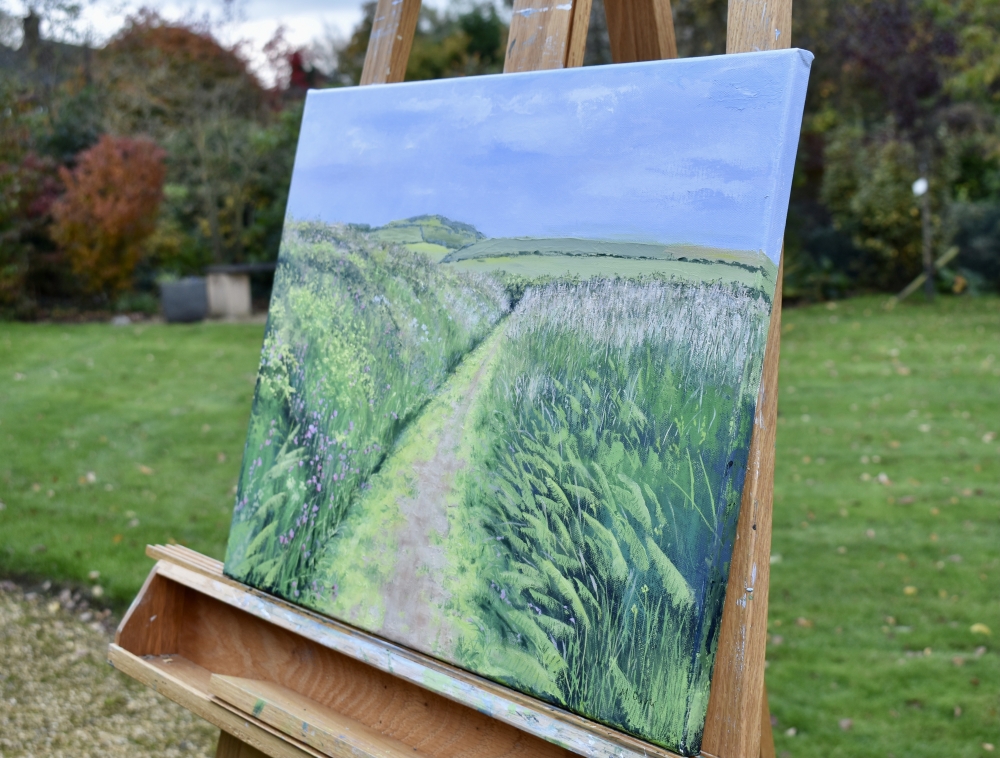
[458,279,770,755]
[225,220,508,597]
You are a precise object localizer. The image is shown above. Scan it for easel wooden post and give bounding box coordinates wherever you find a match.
[108,2,790,757]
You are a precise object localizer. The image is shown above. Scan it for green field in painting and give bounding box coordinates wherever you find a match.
[219,216,773,755]
[444,236,777,292]
[450,253,775,290]
[443,235,769,265]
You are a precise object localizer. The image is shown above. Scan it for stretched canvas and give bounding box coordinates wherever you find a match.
[225,49,811,756]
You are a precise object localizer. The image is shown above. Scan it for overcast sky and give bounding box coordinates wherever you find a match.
[287,50,812,263]
[13,0,425,76]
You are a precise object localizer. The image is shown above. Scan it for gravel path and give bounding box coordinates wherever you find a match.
[0,581,217,758]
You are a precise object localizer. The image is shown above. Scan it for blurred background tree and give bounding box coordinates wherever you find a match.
[51,135,166,298]
[0,0,998,316]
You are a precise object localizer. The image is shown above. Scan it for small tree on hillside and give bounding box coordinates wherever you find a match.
[51,135,166,298]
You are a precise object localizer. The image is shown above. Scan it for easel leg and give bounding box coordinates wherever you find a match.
[759,682,776,758]
[216,730,268,758]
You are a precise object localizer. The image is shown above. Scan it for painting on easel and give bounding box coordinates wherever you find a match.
[224,50,811,756]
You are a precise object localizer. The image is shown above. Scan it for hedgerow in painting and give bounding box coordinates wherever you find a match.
[225,51,810,755]
[225,220,508,596]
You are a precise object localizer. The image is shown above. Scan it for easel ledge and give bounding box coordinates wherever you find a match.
[111,543,688,758]
[109,538,773,758]
[108,1,789,756]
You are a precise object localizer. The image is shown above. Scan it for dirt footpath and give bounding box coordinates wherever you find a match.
[0,581,216,758]
[378,335,501,654]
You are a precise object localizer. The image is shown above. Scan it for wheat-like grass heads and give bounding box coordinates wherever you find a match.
[463,275,768,753]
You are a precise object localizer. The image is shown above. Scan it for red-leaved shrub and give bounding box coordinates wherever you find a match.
[51,135,166,297]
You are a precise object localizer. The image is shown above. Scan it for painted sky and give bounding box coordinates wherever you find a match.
[288,49,812,263]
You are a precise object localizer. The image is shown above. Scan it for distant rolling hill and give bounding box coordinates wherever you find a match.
[364,215,484,261]
[360,219,778,292]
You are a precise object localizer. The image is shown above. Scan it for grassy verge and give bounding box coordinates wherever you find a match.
[0,294,996,756]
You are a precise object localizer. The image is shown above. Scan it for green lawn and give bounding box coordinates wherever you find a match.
[768,296,999,758]
[0,322,263,601]
[1,295,997,757]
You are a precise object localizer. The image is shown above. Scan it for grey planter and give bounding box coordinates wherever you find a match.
[160,277,208,323]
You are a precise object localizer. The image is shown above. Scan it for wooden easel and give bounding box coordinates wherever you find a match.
[108,2,790,756]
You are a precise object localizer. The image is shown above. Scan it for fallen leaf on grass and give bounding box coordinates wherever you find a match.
[138,465,154,475]
[970,623,991,636]
[796,617,814,628]
[112,534,123,544]
[903,586,918,596]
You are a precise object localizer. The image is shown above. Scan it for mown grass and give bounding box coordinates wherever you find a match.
[0,295,996,757]
[767,295,999,758]
[0,321,262,604]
